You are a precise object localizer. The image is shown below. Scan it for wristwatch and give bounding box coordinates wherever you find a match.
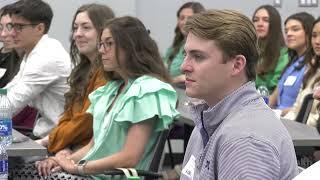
[77,160,88,175]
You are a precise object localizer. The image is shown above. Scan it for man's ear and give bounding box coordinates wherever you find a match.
[35,23,45,35]
[231,55,246,76]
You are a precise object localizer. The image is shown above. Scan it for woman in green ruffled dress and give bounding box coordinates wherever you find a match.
[36,16,179,180]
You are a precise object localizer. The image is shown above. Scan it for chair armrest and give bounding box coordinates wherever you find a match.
[103,169,163,179]
[13,125,33,132]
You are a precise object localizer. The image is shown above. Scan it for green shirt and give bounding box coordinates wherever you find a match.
[84,75,179,179]
[164,45,185,77]
[255,48,289,94]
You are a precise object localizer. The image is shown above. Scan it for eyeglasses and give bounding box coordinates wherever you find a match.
[0,23,14,32]
[98,41,114,51]
[12,23,38,32]
[2,23,38,32]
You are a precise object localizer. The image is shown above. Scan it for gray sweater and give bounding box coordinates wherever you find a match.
[181,81,298,180]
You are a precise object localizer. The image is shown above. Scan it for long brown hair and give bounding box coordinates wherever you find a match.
[64,4,114,111]
[167,2,204,67]
[252,5,285,76]
[282,12,315,78]
[303,17,320,89]
[102,16,171,83]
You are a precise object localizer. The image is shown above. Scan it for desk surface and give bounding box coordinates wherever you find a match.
[7,129,47,157]
[281,118,320,146]
[176,88,320,147]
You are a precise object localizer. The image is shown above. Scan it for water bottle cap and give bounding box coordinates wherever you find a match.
[0,89,7,95]
[257,85,269,96]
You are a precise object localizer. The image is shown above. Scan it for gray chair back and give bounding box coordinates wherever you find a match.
[295,93,314,124]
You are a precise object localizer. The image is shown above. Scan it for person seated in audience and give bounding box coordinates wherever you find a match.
[0,4,39,134]
[292,17,320,163]
[34,4,114,156]
[180,9,297,179]
[313,86,320,99]
[311,17,320,162]
[252,5,288,94]
[284,17,320,127]
[0,5,22,87]
[269,12,315,116]
[3,0,71,138]
[313,20,320,101]
[30,16,179,179]
[162,3,204,179]
[163,2,204,85]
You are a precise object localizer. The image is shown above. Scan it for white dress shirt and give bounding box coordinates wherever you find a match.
[5,34,71,137]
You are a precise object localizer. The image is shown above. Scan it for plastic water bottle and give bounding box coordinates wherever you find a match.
[257,85,269,104]
[0,89,12,146]
[0,143,8,180]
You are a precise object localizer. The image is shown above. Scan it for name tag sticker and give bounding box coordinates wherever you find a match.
[182,155,196,179]
[284,76,297,86]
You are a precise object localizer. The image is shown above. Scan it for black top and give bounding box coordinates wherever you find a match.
[0,48,21,88]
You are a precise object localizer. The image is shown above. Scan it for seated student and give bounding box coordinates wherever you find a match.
[3,0,71,138]
[30,16,179,179]
[252,5,288,94]
[180,9,297,179]
[314,86,320,99]
[35,3,114,156]
[269,12,315,116]
[0,5,38,131]
[0,5,22,88]
[164,2,204,85]
[284,17,320,127]
[313,19,320,101]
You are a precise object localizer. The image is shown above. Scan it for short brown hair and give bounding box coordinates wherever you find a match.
[184,9,259,80]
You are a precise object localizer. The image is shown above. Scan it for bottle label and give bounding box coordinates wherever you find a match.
[263,97,269,104]
[0,118,12,136]
[0,160,8,173]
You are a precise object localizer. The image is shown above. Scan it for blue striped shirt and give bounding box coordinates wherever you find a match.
[181,82,298,180]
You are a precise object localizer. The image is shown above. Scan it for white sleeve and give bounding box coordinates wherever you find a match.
[6,53,62,115]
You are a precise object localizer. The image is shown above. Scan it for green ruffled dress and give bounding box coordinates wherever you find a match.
[83,75,179,179]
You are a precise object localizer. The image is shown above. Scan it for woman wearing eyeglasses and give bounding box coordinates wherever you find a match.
[31,16,179,180]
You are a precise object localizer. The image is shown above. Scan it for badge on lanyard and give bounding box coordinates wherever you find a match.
[284,75,297,86]
[182,155,196,179]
